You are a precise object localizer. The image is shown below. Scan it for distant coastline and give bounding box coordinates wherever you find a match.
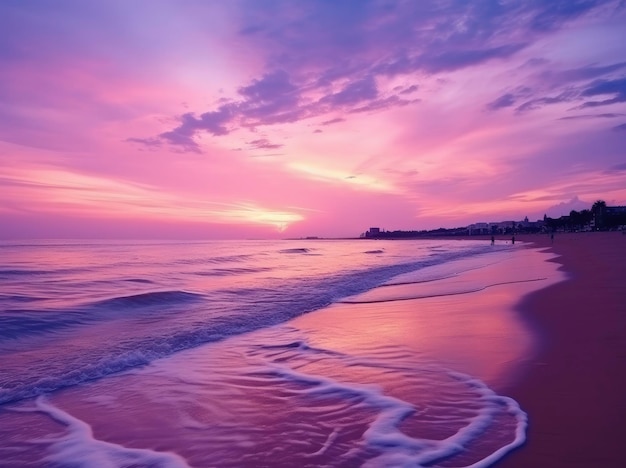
[360,199,626,239]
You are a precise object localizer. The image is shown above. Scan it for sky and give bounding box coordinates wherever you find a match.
[1,0,626,239]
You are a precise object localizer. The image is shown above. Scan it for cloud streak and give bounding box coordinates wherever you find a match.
[0,166,303,231]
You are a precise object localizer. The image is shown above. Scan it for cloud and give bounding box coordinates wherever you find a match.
[612,123,626,132]
[159,106,235,148]
[399,85,418,95]
[528,1,614,31]
[350,96,412,114]
[247,138,283,150]
[605,162,626,173]
[152,71,302,150]
[486,93,516,110]
[485,86,534,111]
[321,76,378,106]
[129,0,622,151]
[237,69,301,123]
[238,70,296,100]
[372,43,529,77]
[139,71,409,151]
[583,77,626,96]
[488,60,626,116]
[579,77,626,107]
[125,137,162,147]
[558,113,625,120]
[542,196,590,217]
[419,43,528,73]
[516,89,579,113]
[542,62,626,85]
[503,74,626,114]
[320,117,345,126]
[1,166,305,231]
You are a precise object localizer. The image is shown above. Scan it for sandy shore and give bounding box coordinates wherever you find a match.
[498,232,626,467]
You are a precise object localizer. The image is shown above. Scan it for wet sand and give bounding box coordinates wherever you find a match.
[498,232,626,467]
[290,244,564,391]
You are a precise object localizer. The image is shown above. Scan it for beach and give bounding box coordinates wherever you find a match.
[498,232,626,467]
[0,235,623,466]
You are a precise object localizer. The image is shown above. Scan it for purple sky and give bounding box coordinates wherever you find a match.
[1,0,625,239]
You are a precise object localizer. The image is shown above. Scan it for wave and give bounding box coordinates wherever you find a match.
[0,268,54,276]
[194,266,272,277]
[0,267,88,277]
[0,243,506,405]
[339,277,548,304]
[364,249,384,254]
[0,291,205,342]
[0,349,153,405]
[0,294,46,303]
[0,310,87,341]
[379,274,456,287]
[94,290,205,309]
[278,248,313,254]
[175,253,258,266]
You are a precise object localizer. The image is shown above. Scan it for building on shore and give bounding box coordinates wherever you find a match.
[467,222,490,235]
[468,218,544,235]
[363,202,626,238]
[364,227,381,238]
[595,205,626,229]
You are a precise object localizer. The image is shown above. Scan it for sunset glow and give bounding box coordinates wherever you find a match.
[2,1,625,239]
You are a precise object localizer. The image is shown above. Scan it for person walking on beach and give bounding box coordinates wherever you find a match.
[491,235,495,245]
[551,232,554,243]
[511,235,515,244]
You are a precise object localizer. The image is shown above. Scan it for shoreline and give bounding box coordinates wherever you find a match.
[499,232,626,467]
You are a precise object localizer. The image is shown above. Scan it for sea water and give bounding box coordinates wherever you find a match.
[0,238,562,467]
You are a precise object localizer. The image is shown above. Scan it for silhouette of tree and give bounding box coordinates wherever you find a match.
[592,200,607,212]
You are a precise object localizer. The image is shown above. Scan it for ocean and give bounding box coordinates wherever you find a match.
[0,238,563,467]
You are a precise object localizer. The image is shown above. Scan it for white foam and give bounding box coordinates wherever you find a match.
[340,277,547,304]
[304,428,340,457]
[363,371,527,467]
[269,361,526,468]
[65,327,529,467]
[31,396,191,468]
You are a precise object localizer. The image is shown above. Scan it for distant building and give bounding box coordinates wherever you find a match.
[468,223,489,235]
[495,221,516,233]
[594,205,626,229]
[604,206,626,228]
[468,218,544,235]
[365,227,381,238]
